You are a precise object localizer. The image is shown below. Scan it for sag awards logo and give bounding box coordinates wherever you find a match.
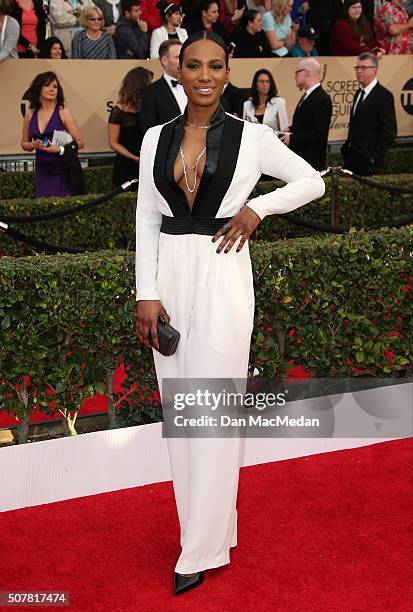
[401,78,413,115]
[325,77,359,131]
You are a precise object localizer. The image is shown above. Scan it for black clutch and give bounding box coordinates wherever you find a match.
[149,317,180,356]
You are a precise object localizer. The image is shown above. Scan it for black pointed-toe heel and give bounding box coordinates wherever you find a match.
[173,571,204,595]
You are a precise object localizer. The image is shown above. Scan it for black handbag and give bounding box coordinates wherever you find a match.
[149,317,180,356]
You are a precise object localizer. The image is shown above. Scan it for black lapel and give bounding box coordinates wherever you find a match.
[192,111,244,218]
[349,89,361,126]
[153,105,244,219]
[159,76,181,117]
[153,115,188,218]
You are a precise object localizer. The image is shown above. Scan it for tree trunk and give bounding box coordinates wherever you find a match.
[17,415,30,444]
[16,384,30,444]
[61,409,78,436]
[106,369,119,429]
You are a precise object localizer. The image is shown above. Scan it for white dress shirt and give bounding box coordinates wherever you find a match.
[302,82,320,102]
[149,25,188,59]
[163,71,187,114]
[353,78,378,114]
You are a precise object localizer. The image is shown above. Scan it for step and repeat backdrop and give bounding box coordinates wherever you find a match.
[0,55,412,155]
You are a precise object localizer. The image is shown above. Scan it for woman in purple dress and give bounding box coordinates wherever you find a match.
[21,71,84,197]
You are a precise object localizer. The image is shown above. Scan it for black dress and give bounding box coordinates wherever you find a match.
[108,106,143,187]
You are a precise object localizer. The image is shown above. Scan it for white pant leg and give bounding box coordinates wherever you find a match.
[154,234,254,573]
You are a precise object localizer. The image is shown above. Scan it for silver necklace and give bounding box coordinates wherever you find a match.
[179,145,206,193]
[184,120,211,129]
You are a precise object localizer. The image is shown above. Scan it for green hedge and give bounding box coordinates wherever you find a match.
[0,166,113,199]
[0,192,136,257]
[254,173,413,240]
[1,228,412,439]
[0,147,412,199]
[327,147,413,175]
[1,174,412,256]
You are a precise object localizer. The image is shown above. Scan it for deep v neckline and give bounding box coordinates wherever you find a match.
[36,105,58,135]
[153,105,244,220]
[175,139,208,213]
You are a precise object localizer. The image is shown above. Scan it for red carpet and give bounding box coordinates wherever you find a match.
[0,439,412,611]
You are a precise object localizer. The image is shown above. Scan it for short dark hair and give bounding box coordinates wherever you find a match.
[27,72,65,111]
[159,38,182,59]
[250,69,278,109]
[242,8,260,27]
[179,30,229,67]
[199,0,219,14]
[358,51,378,68]
[121,0,140,15]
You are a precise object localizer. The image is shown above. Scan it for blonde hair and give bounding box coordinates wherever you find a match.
[79,6,104,28]
[271,0,291,24]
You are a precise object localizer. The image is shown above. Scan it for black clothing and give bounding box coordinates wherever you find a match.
[231,26,270,58]
[289,85,332,171]
[140,76,182,134]
[114,16,148,58]
[221,82,246,118]
[306,0,341,55]
[341,82,397,176]
[108,105,143,186]
[185,18,227,39]
[61,142,85,195]
[154,104,244,219]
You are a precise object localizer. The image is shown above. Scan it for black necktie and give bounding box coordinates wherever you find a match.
[171,80,179,88]
[296,93,306,109]
[353,89,365,114]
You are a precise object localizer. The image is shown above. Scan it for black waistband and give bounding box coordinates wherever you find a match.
[160,215,232,236]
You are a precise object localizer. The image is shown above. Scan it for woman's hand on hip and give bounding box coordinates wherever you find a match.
[135,300,170,350]
[212,205,261,254]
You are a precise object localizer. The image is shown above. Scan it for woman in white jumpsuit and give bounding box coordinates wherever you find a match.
[135,31,325,595]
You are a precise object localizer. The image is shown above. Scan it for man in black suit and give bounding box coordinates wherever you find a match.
[140,39,187,134]
[281,58,332,171]
[221,82,247,118]
[341,52,397,176]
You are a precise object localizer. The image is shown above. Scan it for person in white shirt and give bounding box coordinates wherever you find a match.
[243,68,289,134]
[135,30,325,596]
[140,39,187,133]
[150,1,187,58]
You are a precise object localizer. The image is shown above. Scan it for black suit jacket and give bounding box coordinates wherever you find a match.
[140,76,182,135]
[342,82,397,174]
[221,83,246,118]
[290,85,332,171]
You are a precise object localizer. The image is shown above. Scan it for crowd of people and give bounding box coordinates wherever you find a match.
[1,0,413,61]
[19,33,397,198]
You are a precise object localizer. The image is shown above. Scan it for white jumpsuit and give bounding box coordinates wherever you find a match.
[135,107,325,574]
